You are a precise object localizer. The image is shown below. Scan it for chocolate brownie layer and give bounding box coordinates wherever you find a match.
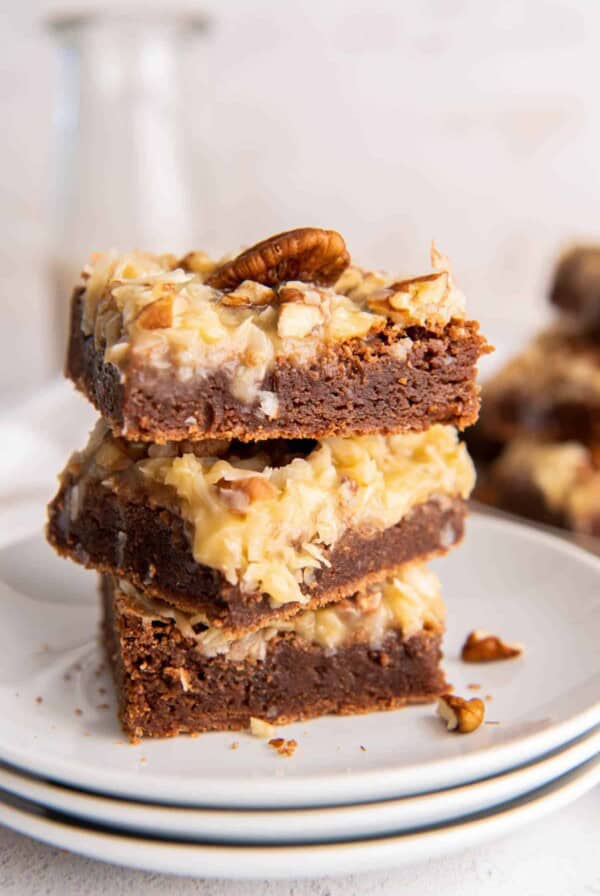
[49,475,465,634]
[103,576,447,740]
[67,291,488,443]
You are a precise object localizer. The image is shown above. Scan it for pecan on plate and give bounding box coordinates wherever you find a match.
[437,694,485,733]
[461,630,523,663]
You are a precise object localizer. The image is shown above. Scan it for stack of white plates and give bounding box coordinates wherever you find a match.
[0,512,598,879]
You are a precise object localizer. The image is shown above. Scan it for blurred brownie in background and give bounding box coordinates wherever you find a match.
[550,245,600,331]
[469,243,600,539]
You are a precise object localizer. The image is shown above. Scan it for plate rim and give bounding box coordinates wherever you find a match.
[0,756,597,879]
[0,726,597,843]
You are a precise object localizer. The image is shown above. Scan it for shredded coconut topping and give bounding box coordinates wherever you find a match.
[69,422,474,608]
[118,563,445,662]
[77,241,467,408]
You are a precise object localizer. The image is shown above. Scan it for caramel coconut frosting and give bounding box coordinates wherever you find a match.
[64,422,474,607]
[78,230,467,408]
[117,562,445,663]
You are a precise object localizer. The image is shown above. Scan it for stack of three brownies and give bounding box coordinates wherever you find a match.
[47,228,489,740]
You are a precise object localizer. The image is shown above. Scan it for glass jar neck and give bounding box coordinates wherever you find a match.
[50,18,200,253]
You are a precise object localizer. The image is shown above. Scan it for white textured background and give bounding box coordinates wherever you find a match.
[2,0,600,396]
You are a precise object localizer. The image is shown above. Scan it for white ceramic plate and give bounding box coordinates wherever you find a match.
[0,513,598,808]
[0,727,596,844]
[0,757,597,879]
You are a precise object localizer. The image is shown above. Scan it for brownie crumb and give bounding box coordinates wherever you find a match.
[74,708,82,716]
[360,745,367,752]
[35,696,43,704]
[268,737,298,757]
[97,703,109,710]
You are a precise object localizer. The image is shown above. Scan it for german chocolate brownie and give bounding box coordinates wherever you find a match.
[48,422,472,634]
[102,565,448,739]
[550,245,600,330]
[476,439,600,537]
[470,325,600,451]
[66,228,490,443]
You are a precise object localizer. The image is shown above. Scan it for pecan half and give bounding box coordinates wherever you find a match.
[136,296,174,329]
[437,694,485,733]
[461,630,523,663]
[205,228,350,290]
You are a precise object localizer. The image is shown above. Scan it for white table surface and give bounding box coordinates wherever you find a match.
[0,787,597,894]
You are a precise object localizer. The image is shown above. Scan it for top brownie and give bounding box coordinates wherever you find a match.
[66,227,490,443]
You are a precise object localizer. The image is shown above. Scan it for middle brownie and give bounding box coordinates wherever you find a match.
[47,422,474,636]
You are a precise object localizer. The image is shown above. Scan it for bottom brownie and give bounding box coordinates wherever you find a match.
[102,568,447,740]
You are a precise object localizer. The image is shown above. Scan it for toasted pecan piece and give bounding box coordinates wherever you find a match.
[220,281,275,307]
[461,630,523,663]
[178,251,217,277]
[437,694,485,733]
[367,271,448,317]
[216,475,278,515]
[136,296,174,329]
[206,228,350,290]
[269,737,298,757]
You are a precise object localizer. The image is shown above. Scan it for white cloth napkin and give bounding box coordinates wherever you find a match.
[0,380,97,546]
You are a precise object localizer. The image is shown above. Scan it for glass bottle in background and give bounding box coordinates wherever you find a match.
[48,12,209,371]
